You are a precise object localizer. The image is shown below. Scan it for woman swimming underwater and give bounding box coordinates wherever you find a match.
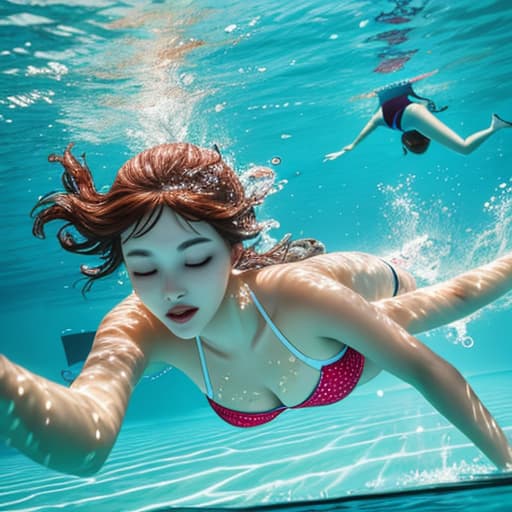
[325,70,512,159]
[1,142,512,476]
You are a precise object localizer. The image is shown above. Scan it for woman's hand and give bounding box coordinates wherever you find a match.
[323,149,347,161]
[324,144,355,162]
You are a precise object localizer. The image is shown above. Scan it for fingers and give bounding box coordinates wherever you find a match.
[323,150,346,162]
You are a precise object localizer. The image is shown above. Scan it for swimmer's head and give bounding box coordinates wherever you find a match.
[32,143,284,290]
[401,130,431,155]
[33,142,324,291]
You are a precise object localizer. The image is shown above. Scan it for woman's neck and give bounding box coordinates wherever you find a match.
[198,274,260,356]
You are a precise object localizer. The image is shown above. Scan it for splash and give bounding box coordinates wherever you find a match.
[378,174,512,348]
[255,219,282,253]
[468,180,512,262]
[396,459,493,488]
[57,3,210,150]
[378,175,452,285]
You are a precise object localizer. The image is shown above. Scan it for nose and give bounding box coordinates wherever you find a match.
[163,279,187,303]
[165,289,186,302]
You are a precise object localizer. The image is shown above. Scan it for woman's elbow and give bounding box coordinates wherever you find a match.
[46,441,112,477]
[39,424,117,477]
[409,356,464,395]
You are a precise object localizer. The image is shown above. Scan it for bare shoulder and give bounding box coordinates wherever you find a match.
[235,261,354,359]
[239,256,459,386]
[258,252,379,282]
[243,251,392,325]
[243,257,353,314]
[86,293,177,370]
[98,294,159,345]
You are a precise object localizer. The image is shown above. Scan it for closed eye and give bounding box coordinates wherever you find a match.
[132,256,212,275]
[186,256,212,268]
[133,269,157,277]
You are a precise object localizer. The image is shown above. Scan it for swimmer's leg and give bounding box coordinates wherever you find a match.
[492,113,512,129]
[402,103,500,155]
[374,253,512,335]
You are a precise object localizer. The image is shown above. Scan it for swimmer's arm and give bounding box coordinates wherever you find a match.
[349,91,377,101]
[345,110,382,150]
[324,111,382,161]
[280,273,512,469]
[374,252,512,334]
[0,294,153,476]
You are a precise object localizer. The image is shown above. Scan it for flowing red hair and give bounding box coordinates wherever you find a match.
[32,142,321,292]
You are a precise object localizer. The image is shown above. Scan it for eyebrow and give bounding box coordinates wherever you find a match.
[125,237,212,258]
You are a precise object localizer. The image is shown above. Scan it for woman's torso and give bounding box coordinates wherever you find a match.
[151,286,345,412]
[138,252,405,413]
[380,95,413,131]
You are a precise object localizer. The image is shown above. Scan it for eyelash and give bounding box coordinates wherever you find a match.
[132,256,212,277]
[186,256,212,268]
[133,270,157,277]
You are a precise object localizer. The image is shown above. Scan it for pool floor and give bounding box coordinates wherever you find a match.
[1,372,510,511]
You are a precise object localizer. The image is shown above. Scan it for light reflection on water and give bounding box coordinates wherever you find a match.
[0,372,510,510]
[1,0,512,510]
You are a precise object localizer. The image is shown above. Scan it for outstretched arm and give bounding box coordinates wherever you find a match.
[374,252,512,334]
[279,270,512,469]
[0,294,154,476]
[324,110,383,161]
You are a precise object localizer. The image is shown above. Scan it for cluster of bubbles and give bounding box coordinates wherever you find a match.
[378,172,512,348]
[377,174,452,285]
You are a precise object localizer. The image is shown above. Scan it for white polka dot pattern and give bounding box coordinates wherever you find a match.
[207,348,365,428]
[294,348,365,408]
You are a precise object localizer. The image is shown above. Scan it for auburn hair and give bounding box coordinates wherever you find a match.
[32,142,319,292]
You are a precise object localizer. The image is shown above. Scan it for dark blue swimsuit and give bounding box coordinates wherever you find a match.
[381,95,412,131]
[377,79,446,131]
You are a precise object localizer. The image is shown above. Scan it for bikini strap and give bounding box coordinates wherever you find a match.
[195,289,347,397]
[195,336,214,399]
[248,289,346,371]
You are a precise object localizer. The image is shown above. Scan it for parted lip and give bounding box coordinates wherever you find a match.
[166,305,198,316]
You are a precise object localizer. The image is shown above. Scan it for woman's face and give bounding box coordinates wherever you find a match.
[122,206,234,339]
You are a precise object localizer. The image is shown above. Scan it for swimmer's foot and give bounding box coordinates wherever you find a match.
[492,113,512,130]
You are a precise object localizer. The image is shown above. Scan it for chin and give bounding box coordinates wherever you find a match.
[164,322,197,340]
[165,315,208,341]
[173,332,196,341]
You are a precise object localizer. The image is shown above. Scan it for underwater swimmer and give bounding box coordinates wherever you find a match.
[1,142,512,476]
[325,70,512,158]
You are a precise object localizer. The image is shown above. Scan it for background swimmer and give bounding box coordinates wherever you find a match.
[325,71,512,159]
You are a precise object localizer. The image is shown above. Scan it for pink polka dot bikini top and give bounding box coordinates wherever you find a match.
[195,289,365,428]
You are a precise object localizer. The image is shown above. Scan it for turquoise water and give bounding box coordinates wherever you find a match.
[1,0,511,510]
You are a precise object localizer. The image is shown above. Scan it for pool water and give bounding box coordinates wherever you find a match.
[1,372,511,510]
[1,0,511,510]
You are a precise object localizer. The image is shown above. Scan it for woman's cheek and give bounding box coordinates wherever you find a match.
[129,276,150,299]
